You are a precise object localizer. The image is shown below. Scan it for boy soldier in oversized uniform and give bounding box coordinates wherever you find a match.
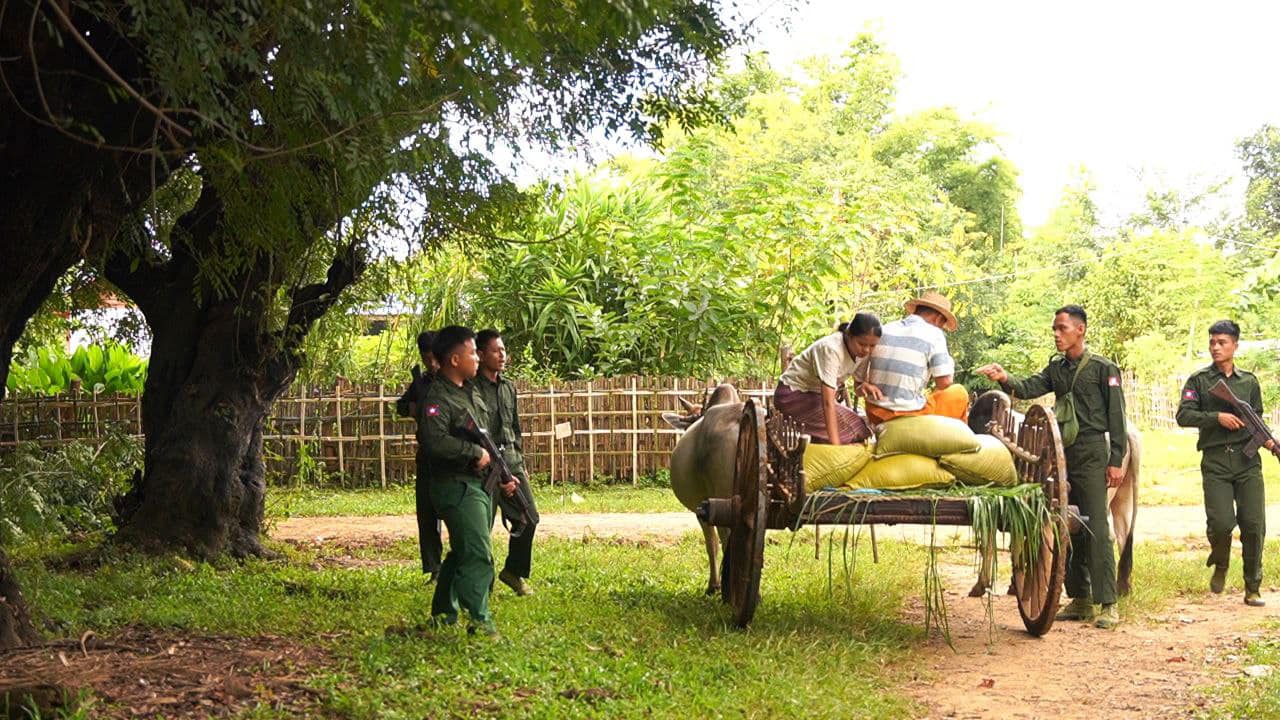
[420,325,506,636]
[978,305,1128,629]
[1176,320,1279,607]
[474,329,540,596]
[395,331,442,579]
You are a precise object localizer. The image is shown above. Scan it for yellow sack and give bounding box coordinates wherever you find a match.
[873,415,981,458]
[803,443,873,491]
[940,434,1019,487]
[845,453,956,491]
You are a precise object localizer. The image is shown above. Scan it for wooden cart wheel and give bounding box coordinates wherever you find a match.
[1011,404,1069,636]
[722,399,769,628]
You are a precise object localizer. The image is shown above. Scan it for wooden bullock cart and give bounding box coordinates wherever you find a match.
[696,392,1071,636]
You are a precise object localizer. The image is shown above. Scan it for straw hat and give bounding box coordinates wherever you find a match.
[904,291,958,332]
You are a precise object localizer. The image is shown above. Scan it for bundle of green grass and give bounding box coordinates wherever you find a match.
[803,415,1018,491]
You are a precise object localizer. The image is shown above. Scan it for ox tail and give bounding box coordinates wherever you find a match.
[1116,430,1141,597]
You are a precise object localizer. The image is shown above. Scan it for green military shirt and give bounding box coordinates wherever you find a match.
[1003,351,1128,467]
[474,371,525,472]
[1175,364,1265,451]
[420,378,490,483]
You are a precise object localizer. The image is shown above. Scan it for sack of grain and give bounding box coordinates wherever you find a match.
[846,453,957,491]
[803,443,874,490]
[940,434,1019,487]
[873,415,981,458]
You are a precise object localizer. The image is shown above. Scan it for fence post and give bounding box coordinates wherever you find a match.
[630,377,639,485]
[586,380,595,482]
[336,383,346,480]
[378,381,387,489]
[549,380,556,487]
[92,387,101,439]
[298,383,308,484]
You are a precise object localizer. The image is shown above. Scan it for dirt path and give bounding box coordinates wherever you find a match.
[271,504,1280,547]
[903,562,1279,719]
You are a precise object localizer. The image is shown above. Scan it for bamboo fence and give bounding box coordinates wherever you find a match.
[0,377,776,487]
[2,374,1276,488]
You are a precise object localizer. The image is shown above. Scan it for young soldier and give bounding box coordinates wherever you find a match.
[977,305,1128,629]
[1176,320,1279,607]
[474,329,540,596]
[395,331,443,579]
[420,326,499,636]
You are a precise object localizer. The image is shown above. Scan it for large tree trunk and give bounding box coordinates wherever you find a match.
[0,549,39,649]
[105,196,362,558]
[112,298,293,559]
[0,2,183,649]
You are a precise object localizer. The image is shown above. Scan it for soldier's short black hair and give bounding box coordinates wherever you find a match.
[1208,319,1240,340]
[475,329,502,352]
[1055,305,1087,325]
[416,330,437,358]
[432,325,476,365]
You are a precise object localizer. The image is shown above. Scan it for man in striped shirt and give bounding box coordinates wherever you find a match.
[859,291,969,426]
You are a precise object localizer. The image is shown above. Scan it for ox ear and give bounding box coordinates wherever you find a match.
[662,412,698,431]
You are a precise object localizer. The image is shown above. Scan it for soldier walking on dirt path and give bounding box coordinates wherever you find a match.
[421,326,499,637]
[1176,319,1279,608]
[474,329,540,597]
[977,305,1128,630]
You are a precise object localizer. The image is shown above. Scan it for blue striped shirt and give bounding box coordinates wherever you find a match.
[860,315,955,412]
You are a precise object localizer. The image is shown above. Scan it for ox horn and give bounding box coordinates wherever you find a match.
[678,397,697,412]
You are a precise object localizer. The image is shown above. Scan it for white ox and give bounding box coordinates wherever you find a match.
[661,384,747,595]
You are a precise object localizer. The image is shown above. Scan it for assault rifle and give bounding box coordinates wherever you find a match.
[1209,379,1280,460]
[460,409,536,537]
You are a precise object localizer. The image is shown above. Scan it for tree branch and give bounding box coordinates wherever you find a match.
[281,241,367,353]
[40,0,190,141]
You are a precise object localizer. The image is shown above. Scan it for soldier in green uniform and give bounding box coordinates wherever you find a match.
[475,329,540,596]
[1176,320,1279,607]
[978,305,1128,629]
[420,325,500,635]
[395,331,442,579]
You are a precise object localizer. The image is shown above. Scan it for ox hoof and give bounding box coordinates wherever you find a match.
[967,582,988,598]
[1006,583,1016,596]
[705,584,721,597]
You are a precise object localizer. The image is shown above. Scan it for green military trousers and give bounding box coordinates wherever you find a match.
[414,461,443,576]
[1064,436,1117,605]
[430,478,495,626]
[1202,445,1266,594]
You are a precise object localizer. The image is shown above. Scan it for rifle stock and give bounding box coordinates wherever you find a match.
[461,410,535,537]
[1209,379,1279,459]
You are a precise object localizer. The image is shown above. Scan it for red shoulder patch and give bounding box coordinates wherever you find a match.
[1108,376,1121,387]
[1183,389,1198,400]
[425,405,441,416]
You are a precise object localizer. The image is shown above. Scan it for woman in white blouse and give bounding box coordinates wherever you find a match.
[774,314,882,445]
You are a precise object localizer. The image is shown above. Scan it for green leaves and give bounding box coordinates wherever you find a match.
[299,39,1028,381]
[6,344,148,396]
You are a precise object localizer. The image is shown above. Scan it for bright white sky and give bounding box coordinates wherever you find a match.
[742,0,1280,229]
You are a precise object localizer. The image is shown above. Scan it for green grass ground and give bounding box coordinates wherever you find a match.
[15,533,930,719]
[267,481,683,518]
[12,533,1280,717]
[1200,622,1280,719]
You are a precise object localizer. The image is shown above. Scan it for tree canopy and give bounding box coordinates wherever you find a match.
[318,38,1023,379]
